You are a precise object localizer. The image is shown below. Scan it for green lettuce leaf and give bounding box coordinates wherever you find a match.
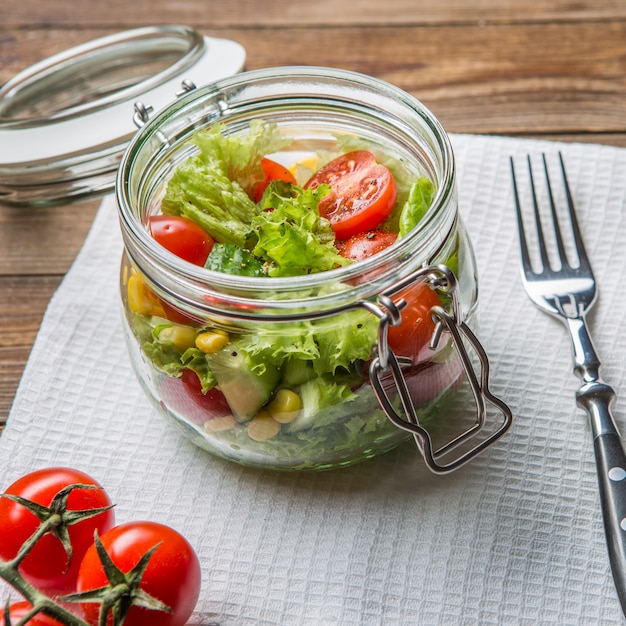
[160,120,293,246]
[234,304,377,378]
[193,119,293,196]
[160,156,257,247]
[129,313,217,390]
[204,243,268,277]
[286,376,357,433]
[398,177,435,237]
[180,347,218,393]
[308,309,378,376]
[252,181,351,276]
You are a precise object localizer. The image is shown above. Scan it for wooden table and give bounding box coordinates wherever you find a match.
[1,0,626,432]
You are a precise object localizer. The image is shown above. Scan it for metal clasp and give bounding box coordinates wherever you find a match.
[132,80,198,129]
[367,265,512,474]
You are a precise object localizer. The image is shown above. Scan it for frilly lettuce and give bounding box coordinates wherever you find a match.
[252,181,350,276]
[193,119,292,196]
[160,156,257,247]
[160,120,292,247]
[234,305,378,378]
[130,313,217,391]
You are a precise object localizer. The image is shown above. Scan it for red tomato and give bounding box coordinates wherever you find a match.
[0,602,65,626]
[252,157,297,202]
[160,369,231,426]
[0,468,114,595]
[337,230,397,261]
[157,299,202,326]
[148,215,214,266]
[76,521,201,626]
[305,150,397,240]
[386,282,442,364]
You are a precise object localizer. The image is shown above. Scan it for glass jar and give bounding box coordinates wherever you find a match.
[116,67,511,472]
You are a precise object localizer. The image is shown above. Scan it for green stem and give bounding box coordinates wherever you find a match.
[0,515,89,624]
[0,559,89,626]
[8,515,61,569]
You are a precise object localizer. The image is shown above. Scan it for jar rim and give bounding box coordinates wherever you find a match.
[117,66,458,316]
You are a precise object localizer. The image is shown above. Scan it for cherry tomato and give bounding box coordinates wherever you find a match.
[337,230,397,261]
[0,467,114,595]
[252,157,297,202]
[157,299,202,326]
[386,282,442,364]
[148,215,214,266]
[1,602,64,626]
[160,369,231,426]
[76,521,201,626]
[305,150,397,240]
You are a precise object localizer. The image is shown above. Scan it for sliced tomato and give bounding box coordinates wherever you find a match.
[148,215,214,266]
[337,230,397,261]
[252,157,297,202]
[386,282,442,364]
[305,150,397,240]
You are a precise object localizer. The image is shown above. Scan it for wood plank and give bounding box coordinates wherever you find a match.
[0,275,62,423]
[0,200,100,276]
[3,0,626,27]
[3,22,624,137]
[0,347,36,426]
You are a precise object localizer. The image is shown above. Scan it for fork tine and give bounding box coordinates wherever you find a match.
[527,155,551,272]
[510,156,534,276]
[558,151,591,272]
[542,153,569,268]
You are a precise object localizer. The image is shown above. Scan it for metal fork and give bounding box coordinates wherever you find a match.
[511,152,626,615]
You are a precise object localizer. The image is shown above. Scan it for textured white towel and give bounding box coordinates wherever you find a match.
[2,134,626,625]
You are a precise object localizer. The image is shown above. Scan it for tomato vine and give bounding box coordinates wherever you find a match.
[0,470,201,626]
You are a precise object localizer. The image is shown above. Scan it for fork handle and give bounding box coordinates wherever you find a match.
[592,431,626,615]
[568,316,626,614]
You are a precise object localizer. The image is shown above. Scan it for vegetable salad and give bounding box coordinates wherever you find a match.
[122,120,463,469]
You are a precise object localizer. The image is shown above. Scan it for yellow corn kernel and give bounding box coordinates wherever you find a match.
[158,325,197,352]
[247,410,281,441]
[267,389,301,424]
[195,330,229,354]
[127,274,157,316]
[204,414,236,433]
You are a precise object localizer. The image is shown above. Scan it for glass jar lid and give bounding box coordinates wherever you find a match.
[0,25,246,207]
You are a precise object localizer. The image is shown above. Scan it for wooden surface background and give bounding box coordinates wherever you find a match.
[1,0,626,429]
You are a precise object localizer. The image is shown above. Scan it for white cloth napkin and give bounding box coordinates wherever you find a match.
[2,134,626,625]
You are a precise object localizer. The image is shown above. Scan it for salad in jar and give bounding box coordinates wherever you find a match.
[121,119,466,470]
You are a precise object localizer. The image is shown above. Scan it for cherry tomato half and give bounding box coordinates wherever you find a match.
[148,215,214,266]
[387,282,442,364]
[0,602,64,626]
[337,230,397,261]
[305,150,397,240]
[77,521,201,626]
[252,157,297,202]
[0,467,115,595]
